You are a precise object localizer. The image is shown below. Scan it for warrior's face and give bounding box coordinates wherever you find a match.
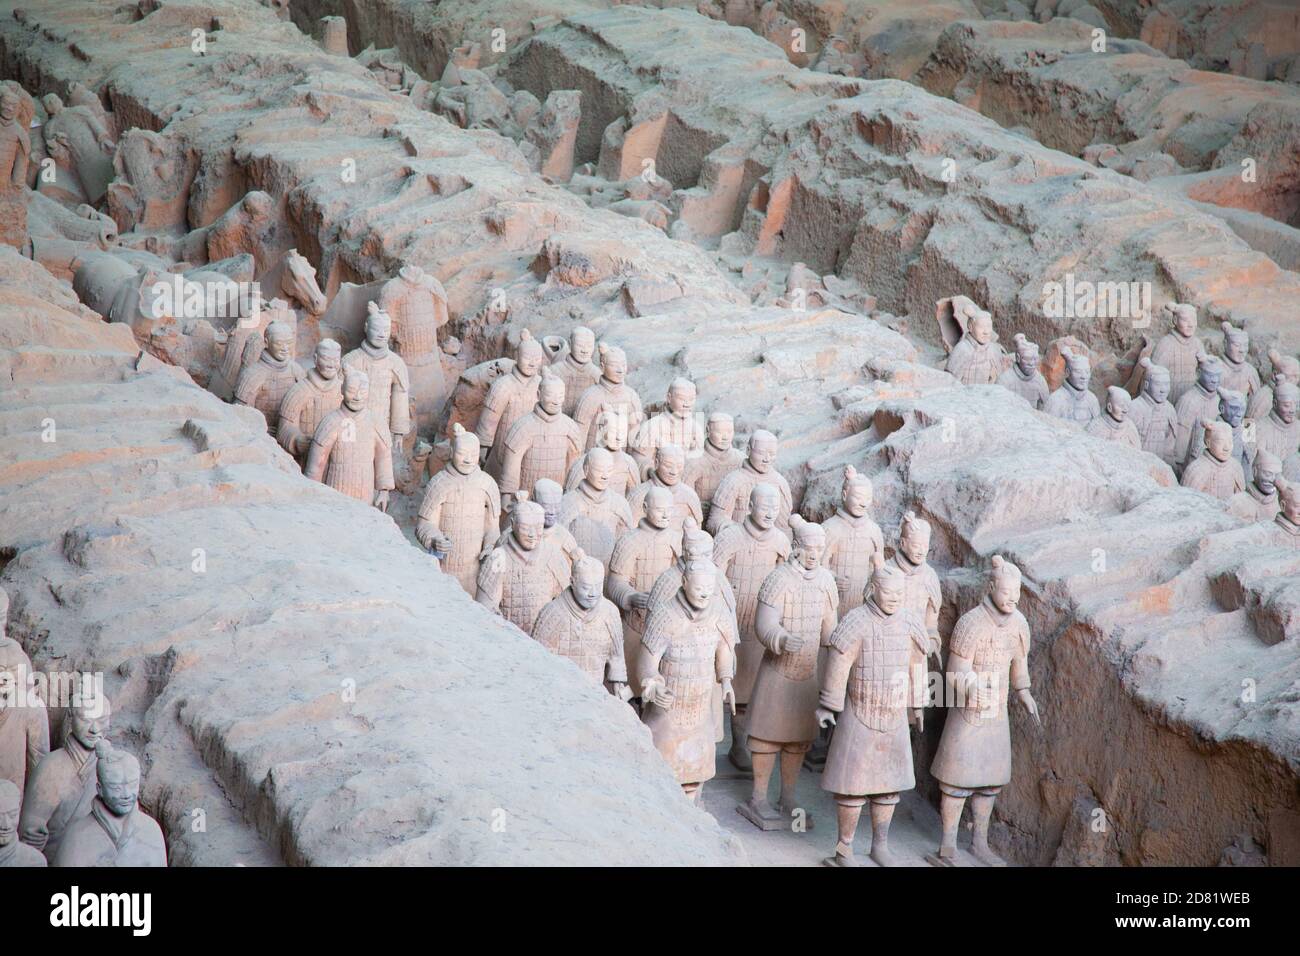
[517,343,544,378]
[0,94,16,122]
[990,577,1021,615]
[1256,462,1280,496]
[584,454,612,492]
[645,491,672,530]
[1145,373,1170,404]
[365,314,391,351]
[1220,398,1245,429]
[599,413,628,452]
[682,568,715,611]
[100,763,141,818]
[749,488,779,530]
[707,418,733,451]
[1175,310,1196,338]
[655,448,684,486]
[315,345,341,380]
[1016,349,1038,376]
[1207,426,1232,462]
[794,538,825,572]
[513,514,544,551]
[571,328,595,365]
[1276,394,1297,425]
[1067,361,1090,392]
[749,436,776,472]
[536,488,562,528]
[342,372,369,411]
[538,378,564,416]
[71,704,111,751]
[1107,394,1127,423]
[900,525,930,567]
[843,481,870,518]
[602,352,627,385]
[452,434,478,474]
[266,331,293,362]
[873,575,904,615]
[1284,491,1300,525]
[572,563,603,610]
[0,791,16,846]
[1225,337,1246,364]
[970,314,992,346]
[667,383,695,418]
[1198,365,1221,394]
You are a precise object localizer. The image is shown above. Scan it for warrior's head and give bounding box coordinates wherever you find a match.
[680,518,713,563]
[516,329,545,378]
[655,443,685,487]
[1012,332,1039,376]
[1279,477,1300,525]
[96,742,141,819]
[1254,450,1282,497]
[538,371,565,416]
[342,367,370,411]
[868,553,905,615]
[571,549,604,611]
[789,516,827,572]
[1063,349,1090,392]
[583,446,613,492]
[841,465,872,517]
[533,479,563,528]
[643,485,673,531]
[598,343,628,385]
[1195,353,1222,394]
[450,423,480,475]
[569,326,596,365]
[1169,302,1197,339]
[666,378,696,419]
[1267,348,1300,390]
[682,560,717,612]
[1221,322,1248,364]
[1218,388,1245,429]
[748,482,780,531]
[706,412,734,452]
[968,309,993,347]
[1273,382,1299,425]
[68,693,112,752]
[898,510,932,568]
[1139,357,1171,404]
[364,301,392,351]
[747,429,778,473]
[511,493,546,551]
[264,320,294,362]
[988,555,1023,615]
[596,409,628,453]
[1105,386,1131,424]
[314,338,341,380]
[1203,419,1233,463]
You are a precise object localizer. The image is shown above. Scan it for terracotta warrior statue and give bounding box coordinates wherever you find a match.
[706,429,793,534]
[630,378,705,474]
[607,485,682,696]
[0,90,29,249]
[929,556,1038,867]
[816,555,928,867]
[1252,381,1300,466]
[277,338,343,467]
[497,480,579,571]
[556,446,635,565]
[1151,302,1202,404]
[1181,419,1246,500]
[573,343,644,450]
[1248,348,1300,421]
[52,742,166,867]
[996,333,1049,409]
[741,517,839,830]
[1219,322,1261,402]
[944,305,1003,385]
[1173,353,1223,464]
[1185,388,1250,479]
[476,494,571,635]
[20,694,110,860]
[234,320,304,434]
[477,330,545,477]
[1229,450,1281,523]
[549,326,601,417]
[1129,357,1180,466]
[376,264,450,430]
[638,560,735,803]
[1085,386,1141,449]
[1043,350,1100,425]
[822,466,884,615]
[0,620,49,799]
[415,423,500,593]
[712,483,792,769]
[304,367,394,511]
[0,780,45,867]
[686,411,744,521]
[1271,478,1300,547]
[564,409,642,497]
[532,550,630,699]
[343,302,411,465]
[628,443,703,534]
[497,371,583,505]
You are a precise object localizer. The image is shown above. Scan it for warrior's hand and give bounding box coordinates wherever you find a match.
[373,490,390,512]
[778,630,804,654]
[815,707,836,728]
[292,434,309,456]
[927,635,942,662]
[432,533,453,555]
[721,679,736,715]
[643,680,674,709]
[630,591,651,610]
[1019,689,1041,726]
[612,682,633,703]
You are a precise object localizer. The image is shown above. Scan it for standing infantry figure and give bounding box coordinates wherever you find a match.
[277,338,342,467]
[557,447,635,565]
[304,368,394,510]
[497,481,579,571]
[639,561,736,803]
[1248,349,1300,421]
[1229,450,1281,523]
[929,556,1039,867]
[0,621,49,798]
[53,742,166,867]
[686,412,744,521]
[607,485,682,697]
[996,334,1049,409]
[476,495,571,635]
[1182,420,1246,500]
[20,695,111,861]
[234,320,304,434]
[477,329,545,477]
[706,429,794,534]
[564,409,642,497]
[533,550,630,699]
[886,511,943,666]
[1173,353,1223,465]
[377,264,450,431]
[1129,358,1180,466]
[945,307,1004,385]
[713,483,792,769]
[1272,479,1300,547]
[816,555,927,867]
[549,326,601,416]
[344,302,411,472]
[415,424,501,594]
[497,372,583,505]
[741,517,839,831]
[0,90,29,250]
[1252,382,1300,466]
[1152,302,1203,404]
[1219,322,1260,402]
[1086,386,1141,449]
[822,466,885,615]
[573,344,645,450]
[1044,350,1100,425]
[0,781,44,867]
[628,443,703,533]
[630,378,705,475]
[1185,389,1250,479]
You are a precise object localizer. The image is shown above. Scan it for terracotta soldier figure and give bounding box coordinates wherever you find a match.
[1182,419,1246,500]
[945,307,1003,385]
[638,560,736,803]
[686,412,744,521]
[1151,302,1202,404]
[712,483,792,769]
[1219,322,1261,403]
[1251,381,1300,466]
[816,555,927,867]
[564,409,642,497]
[706,429,794,534]
[343,302,411,466]
[929,556,1039,867]
[628,443,703,533]
[1248,349,1300,421]
[497,480,579,571]
[304,367,395,510]
[0,622,49,799]
[1271,478,1300,547]
[234,320,304,434]
[822,466,885,615]
[477,330,545,477]
[549,326,601,416]
[1043,350,1100,425]
[556,447,635,565]
[0,90,29,249]
[607,485,682,696]
[1185,388,1250,479]
[52,742,166,867]
[277,338,343,467]
[376,264,449,430]
[415,424,501,593]
[1129,357,1180,466]
[0,781,45,867]
[1229,450,1281,523]
[996,333,1049,409]
[1085,386,1141,449]
[630,378,705,474]
[476,494,571,635]
[1174,353,1223,464]
[573,343,644,450]
[20,694,110,860]
[497,372,583,504]
[532,550,630,698]
[741,517,839,830]
[886,511,943,667]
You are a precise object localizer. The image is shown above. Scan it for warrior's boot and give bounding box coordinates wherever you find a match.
[969,792,1006,867]
[868,798,899,867]
[823,796,864,867]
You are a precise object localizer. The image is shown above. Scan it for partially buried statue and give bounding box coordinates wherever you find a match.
[376,264,449,431]
[1151,302,1202,404]
[1252,381,1300,466]
[532,549,630,699]
[1129,357,1180,466]
[304,367,394,511]
[415,423,500,593]
[1085,386,1141,449]
[944,304,1003,386]
[1043,350,1100,425]
[0,780,44,867]
[564,409,641,497]
[1172,352,1223,464]
[628,443,703,534]
[1219,322,1261,403]
[497,371,582,507]
[1248,348,1300,421]
[1181,419,1245,500]
[995,333,1048,409]
[822,466,884,616]
[234,319,303,435]
[573,343,644,450]
[686,411,744,521]
[276,338,342,467]
[20,694,111,861]
[496,480,578,571]
[52,742,166,867]
[1272,478,1300,547]
[475,494,571,635]
[477,329,545,477]
[343,302,411,469]
[556,446,635,565]
[1229,450,1281,523]
[706,429,793,534]
[929,555,1038,867]
[630,377,705,474]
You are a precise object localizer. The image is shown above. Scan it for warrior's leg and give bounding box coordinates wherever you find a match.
[928,784,970,866]
[823,794,865,867]
[969,788,1006,867]
[777,742,810,822]
[868,794,900,867]
[749,750,777,811]
[682,781,702,804]
[737,739,783,828]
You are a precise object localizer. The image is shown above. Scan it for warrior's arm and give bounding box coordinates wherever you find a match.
[605,568,639,612]
[497,439,525,497]
[475,384,506,450]
[715,629,735,683]
[483,489,502,553]
[232,369,261,408]
[754,598,790,653]
[817,626,858,713]
[27,708,49,779]
[17,757,56,850]
[373,433,395,492]
[389,371,412,438]
[276,391,307,456]
[414,490,443,550]
[637,642,668,701]
[704,481,737,535]
[303,424,338,483]
[475,555,504,613]
[605,613,629,685]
